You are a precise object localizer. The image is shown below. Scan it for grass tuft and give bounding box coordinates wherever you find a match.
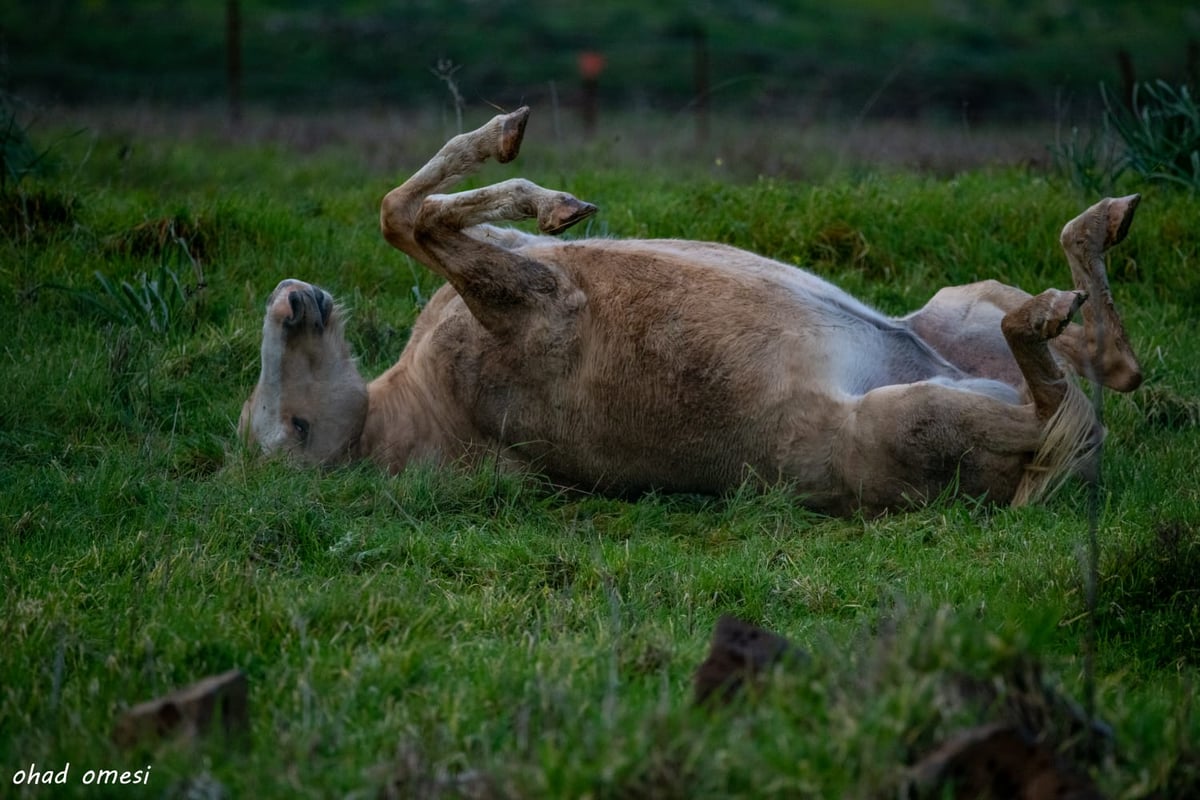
[1135,383,1200,430]
[0,187,78,238]
[104,213,211,262]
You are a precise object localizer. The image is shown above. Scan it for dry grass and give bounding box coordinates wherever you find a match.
[36,103,1056,180]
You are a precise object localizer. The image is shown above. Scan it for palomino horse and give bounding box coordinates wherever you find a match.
[240,107,1141,515]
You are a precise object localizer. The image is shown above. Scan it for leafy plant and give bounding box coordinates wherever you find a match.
[1048,122,1124,196]
[81,262,190,335]
[0,91,80,239]
[0,91,48,192]
[60,218,208,335]
[1104,80,1200,190]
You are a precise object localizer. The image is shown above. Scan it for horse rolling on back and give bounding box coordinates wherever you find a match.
[240,107,1142,515]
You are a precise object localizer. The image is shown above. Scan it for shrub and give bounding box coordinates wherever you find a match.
[1048,123,1124,196]
[1104,80,1200,191]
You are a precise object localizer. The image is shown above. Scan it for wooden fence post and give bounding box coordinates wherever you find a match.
[226,0,243,126]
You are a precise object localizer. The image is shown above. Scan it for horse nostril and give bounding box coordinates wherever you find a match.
[285,290,303,328]
[292,416,310,444]
[315,289,333,331]
[309,287,329,334]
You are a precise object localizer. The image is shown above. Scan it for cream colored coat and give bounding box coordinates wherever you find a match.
[241,108,1141,515]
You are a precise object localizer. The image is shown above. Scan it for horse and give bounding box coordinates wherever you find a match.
[240,107,1141,515]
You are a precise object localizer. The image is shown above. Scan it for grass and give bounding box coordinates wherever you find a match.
[2,106,1199,798]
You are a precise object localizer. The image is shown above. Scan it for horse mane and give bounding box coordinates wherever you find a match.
[1011,379,1101,507]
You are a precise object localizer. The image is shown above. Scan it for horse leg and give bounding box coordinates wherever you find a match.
[380,107,593,253]
[411,203,588,337]
[1054,194,1142,391]
[831,287,1095,511]
[422,178,597,236]
[380,109,596,335]
[1000,288,1087,420]
[829,382,1044,513]
[903,196,1142,393]
[380,107,531,263]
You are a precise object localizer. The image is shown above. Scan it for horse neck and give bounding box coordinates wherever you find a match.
[360,361,472,471]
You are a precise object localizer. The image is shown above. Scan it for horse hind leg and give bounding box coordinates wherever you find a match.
[903,196,1142,395]
[832,289,1099,512]
[1002,288,1086,420]
[1001,288,1101,504]
[1055,194,1143,391]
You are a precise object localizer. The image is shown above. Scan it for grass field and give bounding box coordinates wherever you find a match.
[2,106,1199,797]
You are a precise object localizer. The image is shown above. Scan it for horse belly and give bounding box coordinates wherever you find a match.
[496,326,840,494]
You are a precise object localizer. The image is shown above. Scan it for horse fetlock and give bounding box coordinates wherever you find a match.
[1102,348,1143,392]
[1038,289,1086,340]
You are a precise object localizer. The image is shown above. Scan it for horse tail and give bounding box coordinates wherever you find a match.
[1011,380,1101,507]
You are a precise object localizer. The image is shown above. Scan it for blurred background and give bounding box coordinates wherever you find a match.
[2,1,1198,176]
[4,1,1196,118]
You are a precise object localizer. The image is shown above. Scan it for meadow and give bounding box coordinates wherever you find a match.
[2,105,1199,797]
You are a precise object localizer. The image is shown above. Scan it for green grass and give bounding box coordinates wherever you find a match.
[2,109,1199,798]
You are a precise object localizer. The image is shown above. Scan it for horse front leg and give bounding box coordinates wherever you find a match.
[415,177,596,335]
[422,178,596,236]
[380,107,531,264]
[381,108,597,336]
[386,111,597,338]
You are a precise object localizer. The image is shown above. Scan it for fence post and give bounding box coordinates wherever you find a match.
[693,26,710,146]
[578,51,606,138]
[226,0,243,126]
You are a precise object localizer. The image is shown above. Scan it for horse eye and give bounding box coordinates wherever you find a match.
[292,416,310,443]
